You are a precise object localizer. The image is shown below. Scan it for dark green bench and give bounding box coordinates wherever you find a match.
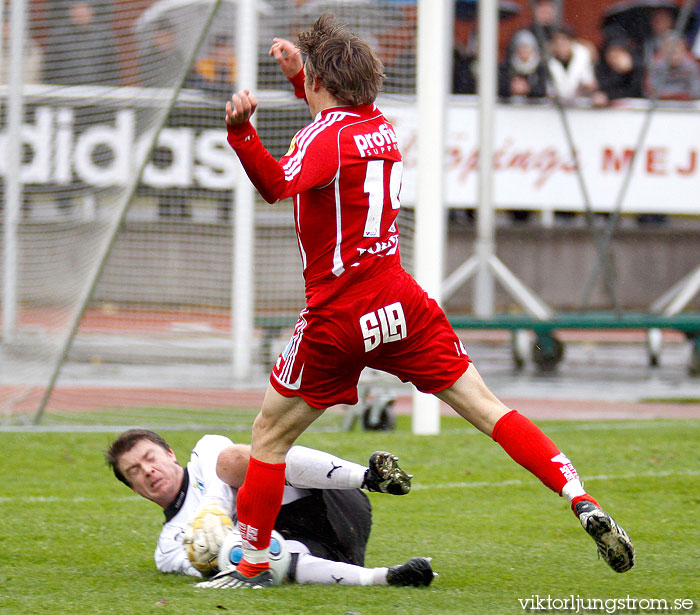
[449,312,700,374]
[254,315,299,368]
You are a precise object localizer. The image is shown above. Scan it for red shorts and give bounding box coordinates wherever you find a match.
[270,266,471,409]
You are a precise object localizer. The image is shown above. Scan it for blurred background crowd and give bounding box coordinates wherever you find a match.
[2,0,699,103]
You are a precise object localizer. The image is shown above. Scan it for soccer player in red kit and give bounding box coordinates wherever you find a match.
[217,14,634,588]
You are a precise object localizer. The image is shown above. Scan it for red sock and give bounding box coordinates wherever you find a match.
[571,494,600,516]
[235,456,286,576]
[492,410,579,495]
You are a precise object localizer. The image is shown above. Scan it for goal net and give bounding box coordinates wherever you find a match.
[0,0,416,429]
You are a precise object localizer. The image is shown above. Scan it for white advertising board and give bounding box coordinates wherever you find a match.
[382,101,700,214]
[1,94,698,214]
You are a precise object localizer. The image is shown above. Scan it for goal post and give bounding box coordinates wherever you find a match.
[231,0,258,383]
[412,0,451,436]
[3,0,27,341]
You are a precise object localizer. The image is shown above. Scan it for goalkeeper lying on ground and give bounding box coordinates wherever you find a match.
[105,429,434,587]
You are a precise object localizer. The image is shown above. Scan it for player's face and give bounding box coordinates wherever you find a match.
[118,439,183,507]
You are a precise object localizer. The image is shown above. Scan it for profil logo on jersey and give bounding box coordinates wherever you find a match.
[551,453,579,483]
[354,123,399,158]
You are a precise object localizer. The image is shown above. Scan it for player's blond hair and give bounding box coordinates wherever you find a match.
[297,13,384,106]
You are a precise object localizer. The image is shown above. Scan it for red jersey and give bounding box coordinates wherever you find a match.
[226,104,403,306]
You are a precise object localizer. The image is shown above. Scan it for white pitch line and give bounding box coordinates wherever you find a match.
[0,495,140,504]
[2,418,696,434]
[1,469,698,503]
[413,469,700,491]
[441,419,700,436]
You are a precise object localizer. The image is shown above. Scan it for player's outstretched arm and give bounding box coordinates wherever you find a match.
[269,37,303,79]
[224,89,288,203]
[269,37,307,101]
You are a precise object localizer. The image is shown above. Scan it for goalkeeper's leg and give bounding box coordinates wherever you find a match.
[218,443,412,494]
[287,542,434,587]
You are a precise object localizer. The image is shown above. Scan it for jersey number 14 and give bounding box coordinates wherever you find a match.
[363,160,402,238]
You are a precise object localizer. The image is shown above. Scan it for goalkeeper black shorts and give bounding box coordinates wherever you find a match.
[273,488,372,566]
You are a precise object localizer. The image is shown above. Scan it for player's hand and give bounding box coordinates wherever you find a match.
[269,37,303,78]
[225,89,258,125]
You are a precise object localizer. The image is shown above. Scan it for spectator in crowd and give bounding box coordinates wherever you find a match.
[642,6,676,66]
[498,29,548,224]
[452,2,477,94]
[182,34,238,222]
[138,17,192,220]
[520,0,558,52]
[377,4,417,93]
[688,0,700,59]
[187,34,237,99]
[43,0,120,86]
[547,26,597,103]
[640,29,698,226]
[42,1,120,216]
[592,34,645,107]
[1,8,43,84]
[646,32,700,100]
[498,29,548,100]
[139,17,184,87]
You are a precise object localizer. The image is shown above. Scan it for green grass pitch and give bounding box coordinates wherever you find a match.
[1,416,698,615]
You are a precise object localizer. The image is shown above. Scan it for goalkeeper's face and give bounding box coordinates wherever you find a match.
[117,439,184,508]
